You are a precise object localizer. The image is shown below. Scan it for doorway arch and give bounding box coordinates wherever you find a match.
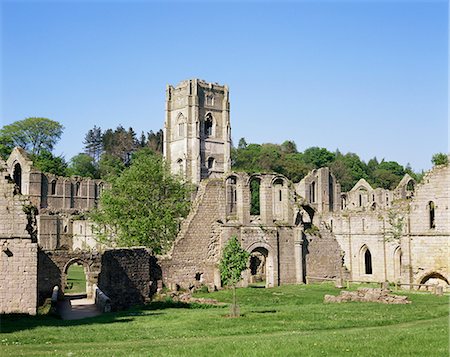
[246,242,275,288]
[62,258,91,297]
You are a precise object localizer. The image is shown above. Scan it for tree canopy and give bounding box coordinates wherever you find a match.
[90,149,191,254]
[232,139,422,192]
[0,117,63,155]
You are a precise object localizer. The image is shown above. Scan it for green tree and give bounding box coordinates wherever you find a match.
[90,149,192,254]
[219,236,250,317]
[303,147,335,168]
[280,140,297,154]
[238,137,247,149]
[68,153,99,178]
[83,126,103,163]
[0,135,14,160]
[30,150,68,176]
[431,153,448,166]
[0,117,63,155]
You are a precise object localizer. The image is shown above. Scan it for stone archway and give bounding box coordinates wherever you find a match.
[419,271,449,288]
[62,258,91,297]
[245,242,275,288]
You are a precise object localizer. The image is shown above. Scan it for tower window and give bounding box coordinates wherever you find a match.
[207,157,215,169]
[204,114,213,137]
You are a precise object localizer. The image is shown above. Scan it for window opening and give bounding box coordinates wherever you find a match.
[250,178,261,216]
[429,201,435,229]
[364,248,373,274]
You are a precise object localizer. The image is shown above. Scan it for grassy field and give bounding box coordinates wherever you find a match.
[1,284,448,356]
[65,264,86,294]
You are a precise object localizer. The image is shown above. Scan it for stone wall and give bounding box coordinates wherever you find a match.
[0,158,38,315]
[37,250,102,304]
[303,227,350,281]
[98,248,161,311]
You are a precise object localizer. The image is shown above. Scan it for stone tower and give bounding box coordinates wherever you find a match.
[164,79,231,184]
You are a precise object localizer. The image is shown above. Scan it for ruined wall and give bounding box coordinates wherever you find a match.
[303,227,350,281]
[408,164,449,285]
[0,159,38,315]
[98,248,161,311]
[163,179,226,290]
[37,250,102,304]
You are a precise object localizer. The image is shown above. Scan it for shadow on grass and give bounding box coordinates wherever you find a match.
[1,299,224,334]
[141,299,225,311]
[0,312,134,334]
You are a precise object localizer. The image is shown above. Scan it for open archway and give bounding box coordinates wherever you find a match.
[246,242,275,288]
[420,272,449,288]
[63,259,90,297]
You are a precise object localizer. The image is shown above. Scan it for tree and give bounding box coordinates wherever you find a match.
[431,153,448,166]
[303,147,335,168]
[83,126,103,163]
[0,117,63,155]
[68,153,99,178]
[90,149,192,254]
[0,135,14,160]
[238,137,247,149]
[219,236,250,317]
[30,150,68,176]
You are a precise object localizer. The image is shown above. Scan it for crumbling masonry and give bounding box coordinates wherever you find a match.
[1,79,448,315]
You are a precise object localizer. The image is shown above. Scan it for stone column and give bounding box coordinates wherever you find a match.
[294,229,304,284]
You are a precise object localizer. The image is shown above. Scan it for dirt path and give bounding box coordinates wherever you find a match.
[57,296,102,320]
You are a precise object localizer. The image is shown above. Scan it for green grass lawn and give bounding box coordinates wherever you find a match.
[1,284,448,356]
[65,264,86,294]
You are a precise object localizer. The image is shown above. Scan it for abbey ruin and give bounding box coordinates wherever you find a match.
[1,79,449,315]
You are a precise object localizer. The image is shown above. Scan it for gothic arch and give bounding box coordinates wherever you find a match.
[360,245,373,275]
[203,112,214,137]
[245,241,275,288]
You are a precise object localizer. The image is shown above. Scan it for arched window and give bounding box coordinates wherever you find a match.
[359,194,362,207]
[207,157,215,170]
[364,248,373,274]
[406,180,415,191]
[226,176,237,216]
[394,247,402,279]
[328,174,334,211]
[76,182,81,196]
[428,201,435,229]
[70,183,75,208]
[204,113,213,137]
[13,163,22,193]
[178,122,185,137]
[51,180,57,195]
[310,181,316,203]
[250,177,261,216]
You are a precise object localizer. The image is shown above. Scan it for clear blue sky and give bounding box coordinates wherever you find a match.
[1,0,448,172]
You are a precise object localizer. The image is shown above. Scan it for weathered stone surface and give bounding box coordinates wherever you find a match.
[324,288,410,304]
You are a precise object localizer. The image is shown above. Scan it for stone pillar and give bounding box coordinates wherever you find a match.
[294,230,304,284]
